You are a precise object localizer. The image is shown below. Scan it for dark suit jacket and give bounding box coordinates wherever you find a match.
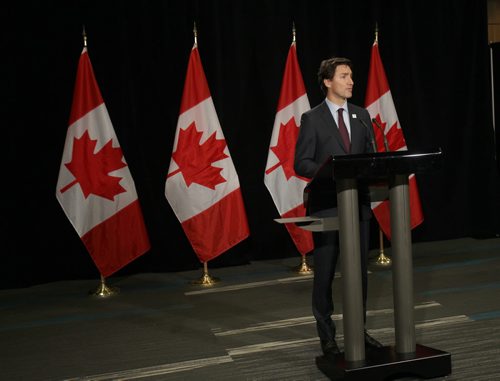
[294,100,374,218]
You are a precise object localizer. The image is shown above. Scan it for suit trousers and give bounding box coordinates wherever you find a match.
[311,207,370,341]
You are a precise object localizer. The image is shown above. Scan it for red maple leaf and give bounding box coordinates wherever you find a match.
[60,130,127,200]
[169,122,228,190]
[266,117,309,181]
[372,114,407,152]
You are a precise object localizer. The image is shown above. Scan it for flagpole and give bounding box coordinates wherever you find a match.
[190,261,220,286]
[187,23,219,286]
[375,228,391,266]
[82,25,87,47]
[193,21,198,47]
[293,254,314,274]
[89,274,119,297]
[79,27,120,295]
[289,21,313,275]
[369,23,392,268]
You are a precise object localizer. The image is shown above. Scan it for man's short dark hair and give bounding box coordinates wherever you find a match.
[318,57,352,95]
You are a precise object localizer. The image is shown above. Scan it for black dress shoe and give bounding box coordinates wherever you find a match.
[364,331,383,349]
[321,339,340,355]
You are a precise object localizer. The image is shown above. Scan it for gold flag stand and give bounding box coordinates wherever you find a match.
[373,228,392,267]
[190,262,220,286]
[89,275,119,297]
[293,255,313,274]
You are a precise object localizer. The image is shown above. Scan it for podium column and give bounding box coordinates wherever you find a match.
[389,174,416,354]
[336,178,365,364]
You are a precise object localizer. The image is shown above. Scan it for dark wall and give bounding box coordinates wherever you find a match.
[4,0,500,289]
[491,42,500,172]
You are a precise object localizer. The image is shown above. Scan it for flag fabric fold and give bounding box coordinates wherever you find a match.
[165,44,249,262]
[56,47,150,277]
[264,42,313,255]
[364,40,424,239]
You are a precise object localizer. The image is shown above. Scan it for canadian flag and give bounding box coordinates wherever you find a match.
[56,47,150,277]
[264,42,313,255]
[165,44,249,262]
[365,40,424,239]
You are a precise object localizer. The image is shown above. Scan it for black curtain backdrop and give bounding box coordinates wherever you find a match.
[491,42,500,172]
[4,0,500,289]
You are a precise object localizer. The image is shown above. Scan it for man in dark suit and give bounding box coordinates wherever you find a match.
[294,57,382,356]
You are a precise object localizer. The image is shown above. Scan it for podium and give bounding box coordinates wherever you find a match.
[282,150,451,380]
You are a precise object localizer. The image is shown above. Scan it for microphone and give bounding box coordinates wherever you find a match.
[358,117,377,152]
[371,118,390,152]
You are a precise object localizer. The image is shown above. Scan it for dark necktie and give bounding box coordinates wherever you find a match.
[338,108,350,153]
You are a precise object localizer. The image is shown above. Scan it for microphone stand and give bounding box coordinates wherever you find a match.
[358,117,377,152]
[372,118,390,152]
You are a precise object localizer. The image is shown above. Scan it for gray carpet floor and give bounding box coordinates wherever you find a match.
[1,237,500,380]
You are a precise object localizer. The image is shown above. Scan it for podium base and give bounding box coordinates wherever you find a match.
[316,344,451,380]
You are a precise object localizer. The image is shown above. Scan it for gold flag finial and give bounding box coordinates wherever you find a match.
[375,22,379,44]
[193,21,198,46]
[292,21,296,43]
[82,25,87,47]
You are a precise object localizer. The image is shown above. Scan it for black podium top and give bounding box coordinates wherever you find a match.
[330,150,442,180]
[303,150,441,214]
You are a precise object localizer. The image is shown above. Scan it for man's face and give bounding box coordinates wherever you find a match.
[324,64,353,103]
